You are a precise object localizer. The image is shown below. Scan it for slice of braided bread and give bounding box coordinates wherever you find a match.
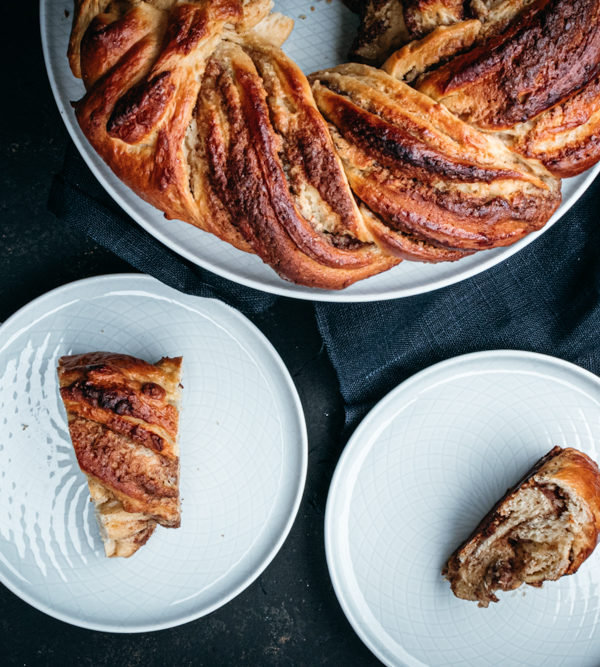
[58,352,182,557]
[444,446,600,607]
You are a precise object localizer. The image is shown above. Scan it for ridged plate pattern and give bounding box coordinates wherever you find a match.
[0,274,307,632]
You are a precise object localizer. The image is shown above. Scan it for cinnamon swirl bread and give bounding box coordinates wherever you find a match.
[359,0,600,178]
[310,64,560,253]
[348,0,535,65]
[70,0,399,289]
[65,0,600,289]
[416,0,600,176]
[57,352,182,557]
[444,446,600,607]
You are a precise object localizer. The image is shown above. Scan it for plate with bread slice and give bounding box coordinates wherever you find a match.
[326,350,600,666]
[41,0,600,300]
[0,274,306,631]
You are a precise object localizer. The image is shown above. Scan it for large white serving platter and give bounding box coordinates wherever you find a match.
[0,274,307,632]
[326,351,600,666]
[41,1,600,301]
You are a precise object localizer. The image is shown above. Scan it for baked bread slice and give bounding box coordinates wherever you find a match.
[57,352,182,557]
[444,446,600,607]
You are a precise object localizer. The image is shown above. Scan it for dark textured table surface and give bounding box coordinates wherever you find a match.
[1,4,379,665]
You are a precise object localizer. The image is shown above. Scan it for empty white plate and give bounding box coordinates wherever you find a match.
[40,0,600,301]
[0,274,307,632]
[326,351,600,666]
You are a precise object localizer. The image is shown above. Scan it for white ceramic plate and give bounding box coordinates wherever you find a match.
[0,274,307,632]
[326,351,600,666]
[40,0,600,302]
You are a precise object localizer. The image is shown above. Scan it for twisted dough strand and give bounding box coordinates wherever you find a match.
[68,0,600,289]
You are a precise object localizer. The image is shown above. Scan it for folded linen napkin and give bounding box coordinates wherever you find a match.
[49,143,600,435]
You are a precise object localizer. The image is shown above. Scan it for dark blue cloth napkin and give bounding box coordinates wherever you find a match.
[48,144,278,316]
[315,180,600,431]
[49,143,600,435]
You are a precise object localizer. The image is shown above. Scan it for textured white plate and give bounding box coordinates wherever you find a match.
[0,274,307,632]
[40,0,600,302]
[326,351,600,666]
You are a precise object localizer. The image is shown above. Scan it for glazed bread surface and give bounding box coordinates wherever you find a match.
[503,74,600,178]
[444,446,600,607]
[310,64,561,254]
[415,0,600,176]
[190,38,400,287]
[418,0,600,129]
[58,352,182,557]
[71,0,402,289]
[67,0,600,288]
[378,0,600,177]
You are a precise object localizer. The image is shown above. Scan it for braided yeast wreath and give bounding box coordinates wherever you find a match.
[67,0,598,289]
[367,0,600,178]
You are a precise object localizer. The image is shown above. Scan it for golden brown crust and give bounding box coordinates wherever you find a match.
[383,20,482,83]
[57,352,182,554]
[67,0,112,78]
[358,205,471,262]
[418,0,600,129]
[74,0,248,253]
[385,0,600,176]
[73,1,400,289]
[79,2,166,89]
[507,74,600,178]
[311,64,561,251]
[68,0,599,289]
[70,418,180,526]
[194,41,399,287]
[545,448,600,564]
[444,446,600,605]
[58,352,181,459]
